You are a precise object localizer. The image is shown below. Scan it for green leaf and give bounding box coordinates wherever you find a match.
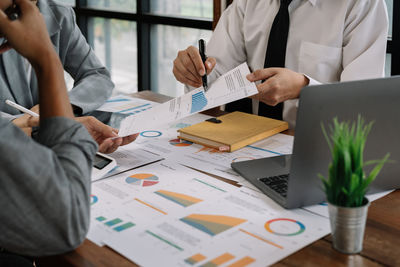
[319,115,390,207]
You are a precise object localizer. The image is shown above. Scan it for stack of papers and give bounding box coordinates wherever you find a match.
[89,161,330,266]
[90,63,392,266]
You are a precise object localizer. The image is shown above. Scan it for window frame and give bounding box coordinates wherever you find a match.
[73,0,214,92]
[390,0,400,75]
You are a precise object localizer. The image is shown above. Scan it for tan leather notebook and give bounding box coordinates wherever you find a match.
[178,111,288,152]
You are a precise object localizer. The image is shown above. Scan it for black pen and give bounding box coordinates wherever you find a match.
[199,39,208,91]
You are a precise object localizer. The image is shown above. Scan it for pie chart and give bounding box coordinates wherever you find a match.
[91,194,98,205]
[169,138,193,147]
[125,173,159,187]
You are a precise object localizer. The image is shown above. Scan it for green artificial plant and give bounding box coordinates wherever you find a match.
[319,115,390,207]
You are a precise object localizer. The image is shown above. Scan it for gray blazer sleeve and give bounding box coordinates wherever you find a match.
[0,117,97,257]
[56,6,114,114]
[0,111,16,121]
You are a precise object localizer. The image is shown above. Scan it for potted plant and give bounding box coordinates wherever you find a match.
[319,115,389,254]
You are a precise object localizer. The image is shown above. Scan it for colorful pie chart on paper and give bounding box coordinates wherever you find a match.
[91,195,98,205]
[264,218,306,236]
[180,214,247,236]
[169,138,193,147]
[125,173,159,187]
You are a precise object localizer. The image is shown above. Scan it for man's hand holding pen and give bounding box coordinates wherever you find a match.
[173,44,216,89]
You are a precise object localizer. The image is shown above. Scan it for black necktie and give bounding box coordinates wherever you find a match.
[226,0,292,120]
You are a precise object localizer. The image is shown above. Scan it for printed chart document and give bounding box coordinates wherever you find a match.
[93,166,331,267]
[97,95,158,115]
[88,160,237,245]
[118,63,258,137]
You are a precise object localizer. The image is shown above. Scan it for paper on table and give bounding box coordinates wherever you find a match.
[99,146,163,180]
[88,160,238,246]
[97,95,158,115]
[104,186,330,266]
[174,133,294,184]
[118,63,258,137]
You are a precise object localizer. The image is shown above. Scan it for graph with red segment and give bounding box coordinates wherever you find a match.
[125,173,159,187]
[169,138,193,147]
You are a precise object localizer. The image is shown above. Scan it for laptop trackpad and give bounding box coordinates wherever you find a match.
[231,155,292,179]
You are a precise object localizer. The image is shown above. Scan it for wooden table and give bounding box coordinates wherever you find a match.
[38,91,400,267]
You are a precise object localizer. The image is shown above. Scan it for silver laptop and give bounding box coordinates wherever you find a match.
[231,77,400,209]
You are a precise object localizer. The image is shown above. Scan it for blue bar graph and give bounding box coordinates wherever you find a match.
[191,91,208,113]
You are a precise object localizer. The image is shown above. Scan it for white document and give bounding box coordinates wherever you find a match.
[100,145,163,179]
[174,134,294,183]
[97,95,158,115]
[104,186,330,267]
[118,63,258,137]
[87,160,238,246]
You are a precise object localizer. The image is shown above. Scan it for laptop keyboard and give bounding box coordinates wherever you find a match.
[259,174,289,197]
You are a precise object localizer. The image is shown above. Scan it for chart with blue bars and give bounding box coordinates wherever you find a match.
[191,91,208,113]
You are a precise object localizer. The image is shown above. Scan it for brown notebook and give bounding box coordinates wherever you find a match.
[178,111,288,152]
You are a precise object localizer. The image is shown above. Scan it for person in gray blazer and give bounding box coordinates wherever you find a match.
[0,0,114,126]
[0,0,97,265]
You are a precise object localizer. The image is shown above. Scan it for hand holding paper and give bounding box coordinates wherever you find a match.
[118,63,258,137]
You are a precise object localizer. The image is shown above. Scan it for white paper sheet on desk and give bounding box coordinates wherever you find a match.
[104,186,330,267]
[87,160,238,246]
[174,133,294,184]
[99,146,163,180]
[97,94,158,115]
[118,62,258,137]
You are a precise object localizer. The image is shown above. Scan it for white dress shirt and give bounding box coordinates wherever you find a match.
[201,0,388,129]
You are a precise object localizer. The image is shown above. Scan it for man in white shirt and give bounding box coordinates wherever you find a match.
[173,0,389,128]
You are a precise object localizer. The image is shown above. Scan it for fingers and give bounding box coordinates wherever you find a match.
[98,137,123,154]
[87,116,117,138]
[121,133,139,146]
[30,104,39,114]
[26,116,39,127]
[20,127,33,137]
[12,114,37,128]
[173,67,202,88]
[186,46,206,76]
[173,57,202,87]
[205,57,216,75]
[0,2,10,20]
[178,51,202,81]
[247,68,279,82]
[173,46,207,88]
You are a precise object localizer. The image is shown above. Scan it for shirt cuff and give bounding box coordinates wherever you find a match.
[304,74,322,86]
[0,112,18,121]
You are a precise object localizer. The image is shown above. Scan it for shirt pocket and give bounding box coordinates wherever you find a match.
[298,41,343,83]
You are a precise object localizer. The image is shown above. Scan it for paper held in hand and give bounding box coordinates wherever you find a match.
[118,63,258,137]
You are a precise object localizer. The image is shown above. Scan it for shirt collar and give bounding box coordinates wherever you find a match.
[37,0,61,37]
